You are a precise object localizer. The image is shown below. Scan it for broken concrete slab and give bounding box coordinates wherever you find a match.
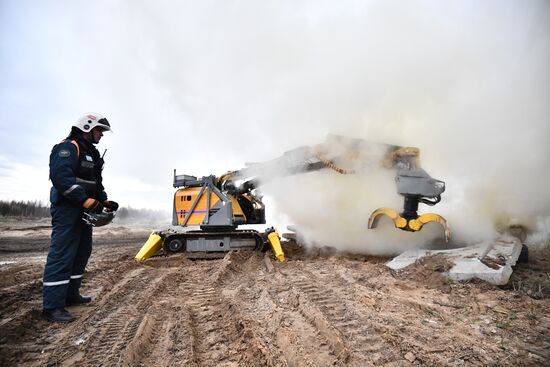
[387,237,522,285]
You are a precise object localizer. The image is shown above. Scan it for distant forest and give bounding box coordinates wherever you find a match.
[0,200,50,218]
[0,200,165,222]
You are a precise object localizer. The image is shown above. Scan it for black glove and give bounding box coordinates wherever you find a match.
[103,200,119,212]
[83,198,104,213]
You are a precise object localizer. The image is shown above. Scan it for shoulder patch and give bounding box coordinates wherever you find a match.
[58,149,71,158]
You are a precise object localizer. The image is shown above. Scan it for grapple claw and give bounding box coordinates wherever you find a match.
[368,208,451,242]
[408,213,451,242]
[368,208,408,229]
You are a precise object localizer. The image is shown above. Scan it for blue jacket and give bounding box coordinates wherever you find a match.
[49,135,107,206]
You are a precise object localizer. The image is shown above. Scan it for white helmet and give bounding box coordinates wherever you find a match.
[73,112,112,133]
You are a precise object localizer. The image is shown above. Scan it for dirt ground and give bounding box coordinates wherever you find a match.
[0,222,549,367]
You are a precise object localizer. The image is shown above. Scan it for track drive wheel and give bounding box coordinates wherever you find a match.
[165,237,185,253]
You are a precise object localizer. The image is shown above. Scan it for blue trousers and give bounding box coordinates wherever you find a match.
[43,203,92,310]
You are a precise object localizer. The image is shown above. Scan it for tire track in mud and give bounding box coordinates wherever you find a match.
[282,269,395,366]
[0,263,43,324]
[46,252,275,367]
[217,254,300,367]
[99,265,194,367]
[268,288,343,367]
[523,315,550,363]
[303,263,462,366]
[124,253,280,367]
[0,279,42,326]
[0,263,42,288]
[327,261,500,366]
[1,247,144,366]
[46,265,168,366]
[0,309,55,367]
[217,253,343,367]
[302,261,520,367]
[0,263,47,366]
[348,281,486,366]
[174,256,273,367]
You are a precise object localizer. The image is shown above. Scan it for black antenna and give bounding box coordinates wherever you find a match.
[100,149,107,170]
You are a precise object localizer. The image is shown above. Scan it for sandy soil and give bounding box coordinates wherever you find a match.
[0,223,549,366]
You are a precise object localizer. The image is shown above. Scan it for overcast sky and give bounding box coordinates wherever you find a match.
[1,1,549,244]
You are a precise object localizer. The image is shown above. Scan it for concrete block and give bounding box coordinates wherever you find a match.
[386,237,522,285]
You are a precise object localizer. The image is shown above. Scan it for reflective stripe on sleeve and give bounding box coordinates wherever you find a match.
[43,279,70,286]
[70,274,83,279]
[75,178,96,184]
[62,184,81,196]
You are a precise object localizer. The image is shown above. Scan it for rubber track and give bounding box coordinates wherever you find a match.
[162,229,264,254]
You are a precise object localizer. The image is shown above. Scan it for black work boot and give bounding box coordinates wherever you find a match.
[42,308,76,323]
[66,295,92,306]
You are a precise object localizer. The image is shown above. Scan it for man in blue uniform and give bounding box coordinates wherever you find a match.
[42,113,119,323]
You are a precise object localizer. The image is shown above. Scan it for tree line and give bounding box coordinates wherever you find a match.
[0,200,50,218]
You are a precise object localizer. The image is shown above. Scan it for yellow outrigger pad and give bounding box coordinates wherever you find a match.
[267,229,285,262]
[135,232,163,262]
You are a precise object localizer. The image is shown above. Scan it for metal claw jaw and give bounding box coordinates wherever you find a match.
[408,213,451,242]
[368,208,451,242]
[368,208,408,230]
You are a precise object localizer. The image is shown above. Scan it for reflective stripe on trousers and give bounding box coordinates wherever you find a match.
[43,279,70,286]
